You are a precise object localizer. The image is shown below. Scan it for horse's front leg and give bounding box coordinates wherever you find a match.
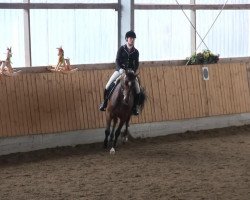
[122,118,131,144]
[104,128,110,148]
[104,116,112,148]
[109,117,118,145]
[110,120,124,154]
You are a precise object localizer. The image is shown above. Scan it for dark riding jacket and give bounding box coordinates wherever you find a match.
[115,45,139,72]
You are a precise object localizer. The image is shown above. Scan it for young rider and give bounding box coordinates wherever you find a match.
[99,30,140,115]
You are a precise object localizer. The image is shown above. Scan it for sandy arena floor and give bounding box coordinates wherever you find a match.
[0,125,249,200]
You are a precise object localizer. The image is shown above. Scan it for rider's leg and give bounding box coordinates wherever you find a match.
[99,89,109,111]
[133,78,140,115]
[106,69,124,89]
[99,70,123,111]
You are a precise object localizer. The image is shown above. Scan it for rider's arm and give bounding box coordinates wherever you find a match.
[115,46,124,71]
[134,50,139,72]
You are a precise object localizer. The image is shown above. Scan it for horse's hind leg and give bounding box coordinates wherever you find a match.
[109,117,118,145]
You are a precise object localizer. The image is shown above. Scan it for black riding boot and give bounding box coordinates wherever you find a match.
[99,89,108,111]
[132,93,140,116]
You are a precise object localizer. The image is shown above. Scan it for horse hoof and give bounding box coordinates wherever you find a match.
[110,147,115,155]
[122,137,128,144]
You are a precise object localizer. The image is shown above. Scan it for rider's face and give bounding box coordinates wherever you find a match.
[127,37,135,46]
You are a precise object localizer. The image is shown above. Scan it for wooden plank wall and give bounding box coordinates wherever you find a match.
[0,62,250,138]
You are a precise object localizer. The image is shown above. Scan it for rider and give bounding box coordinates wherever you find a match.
[99,30,140,115]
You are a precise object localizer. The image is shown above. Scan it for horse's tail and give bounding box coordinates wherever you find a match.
[139,87,147,111]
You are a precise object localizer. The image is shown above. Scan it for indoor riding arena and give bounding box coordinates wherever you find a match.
[0,1,250,200]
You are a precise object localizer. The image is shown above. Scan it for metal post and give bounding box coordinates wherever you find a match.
[23,0,32,67]
[118,0,134,47]
[190,0,196,54]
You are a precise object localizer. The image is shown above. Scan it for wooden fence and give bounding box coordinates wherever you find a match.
[0,62,250,138]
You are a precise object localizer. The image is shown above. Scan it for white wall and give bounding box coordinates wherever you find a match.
[0,0,249,67]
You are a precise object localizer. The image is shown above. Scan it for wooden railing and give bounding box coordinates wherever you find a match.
[0,62,250,138]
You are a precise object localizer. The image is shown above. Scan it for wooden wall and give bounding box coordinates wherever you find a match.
[0,62,250,138]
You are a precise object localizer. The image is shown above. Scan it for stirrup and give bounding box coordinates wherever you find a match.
[99,102,107,111]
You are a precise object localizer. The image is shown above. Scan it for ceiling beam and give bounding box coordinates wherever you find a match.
[134,4,250,10]
[0,3,119,10]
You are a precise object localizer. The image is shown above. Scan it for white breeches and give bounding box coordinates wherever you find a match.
[105,69,124,89]
[105,69,140,94]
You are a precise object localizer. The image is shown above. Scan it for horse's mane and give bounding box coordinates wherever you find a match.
[110,70,147,113]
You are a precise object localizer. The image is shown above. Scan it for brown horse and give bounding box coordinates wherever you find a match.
[103,70,146,154]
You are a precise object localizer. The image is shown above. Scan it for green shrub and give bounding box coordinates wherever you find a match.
[186,50,219,65]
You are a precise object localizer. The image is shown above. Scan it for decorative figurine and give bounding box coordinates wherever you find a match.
[0,60,2,72]
[47,46,78,73]
[0,47,21,76]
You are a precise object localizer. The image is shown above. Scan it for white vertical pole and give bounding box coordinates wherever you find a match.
[23,0,32,67]
[190,0,196,54]
[118,0,134,47]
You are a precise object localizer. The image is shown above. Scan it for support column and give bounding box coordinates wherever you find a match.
[23,0,32,67]
[118,0,134,47]
[190,0,196,54]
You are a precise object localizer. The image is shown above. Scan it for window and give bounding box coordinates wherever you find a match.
[0,9,25,67]
[30,9,117,66]
[135,10,191,61]
[196,10,250,57]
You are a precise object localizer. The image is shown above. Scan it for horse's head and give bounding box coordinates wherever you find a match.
[122,69,137,105]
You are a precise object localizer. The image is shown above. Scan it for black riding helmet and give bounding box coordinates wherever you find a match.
[125,30,136,39]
